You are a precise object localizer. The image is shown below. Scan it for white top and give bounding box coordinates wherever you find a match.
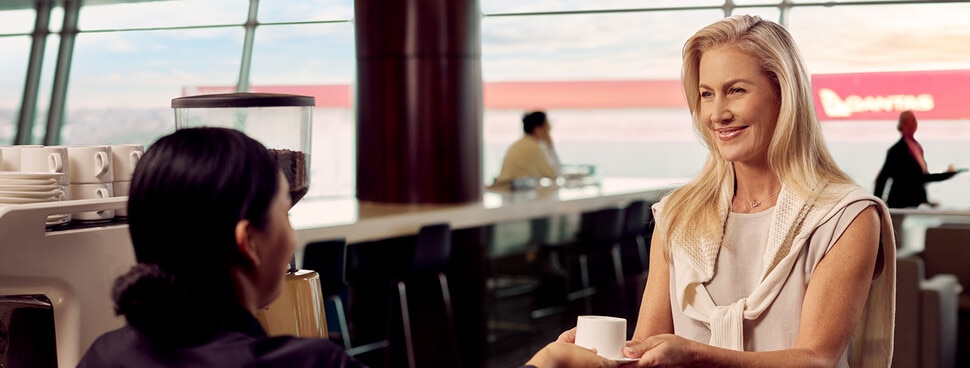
[495,135,561,183]
[659,183,895,367]
[671,201,874,366]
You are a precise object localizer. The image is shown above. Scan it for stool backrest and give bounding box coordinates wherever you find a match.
[622,200,648,237]
[302,238,348,296]
[587,208,624,243]
[412,223,452,275]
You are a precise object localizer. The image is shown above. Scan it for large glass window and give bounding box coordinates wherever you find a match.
[250,22,356,197]
[729,6,780,20]
[482,0,724,14]
[77,0,248,29]
[787,3,970,208]
[64,28,244,145]
[789,3,970,74]
[258,0,353,23]
[1,8,37,144]
[481,10,722,183]
[0,36,30,144]
[3,0,969,205]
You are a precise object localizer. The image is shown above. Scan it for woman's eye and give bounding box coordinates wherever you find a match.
[730,87,745,94]
[700,91,713,98]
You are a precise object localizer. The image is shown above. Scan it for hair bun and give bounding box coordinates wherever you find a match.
[112,263,183,333]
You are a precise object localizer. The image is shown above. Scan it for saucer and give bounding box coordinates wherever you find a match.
[0,183,63,192]
[0,188,63,199]
[0,172,65,180]
[46,214,71,227]
[0,177,59,186]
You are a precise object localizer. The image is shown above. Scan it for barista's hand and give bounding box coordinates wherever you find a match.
[525,341,619,368]
[557,327,577,343]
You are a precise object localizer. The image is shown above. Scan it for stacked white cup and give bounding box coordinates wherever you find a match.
[19,145,70,190]
[65,145,115,221]
[110,144,144,217]
[1,144,44,171]
[15,146,71,223]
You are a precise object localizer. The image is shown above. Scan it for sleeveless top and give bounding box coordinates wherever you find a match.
[656,183,895,368]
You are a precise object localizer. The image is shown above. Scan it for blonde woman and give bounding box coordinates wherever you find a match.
[559,15,895,367]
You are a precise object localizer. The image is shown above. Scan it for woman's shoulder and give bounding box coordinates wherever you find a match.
[820,183,883,207]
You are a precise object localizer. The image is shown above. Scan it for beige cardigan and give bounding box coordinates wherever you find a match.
[656,182,895,367]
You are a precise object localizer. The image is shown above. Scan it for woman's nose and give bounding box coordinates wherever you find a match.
[710,101,734,124]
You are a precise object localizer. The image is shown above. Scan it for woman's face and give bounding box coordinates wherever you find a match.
[698,46,781,165]
[253,172,297,308]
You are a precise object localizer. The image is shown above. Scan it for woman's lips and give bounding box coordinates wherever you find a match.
[716,126,747,141]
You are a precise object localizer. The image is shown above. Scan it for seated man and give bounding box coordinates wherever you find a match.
[495,111,561,184]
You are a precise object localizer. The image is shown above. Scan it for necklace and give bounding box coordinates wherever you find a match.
[746,190,781,208]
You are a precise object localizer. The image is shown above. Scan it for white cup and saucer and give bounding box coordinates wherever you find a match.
[574,315,637,363]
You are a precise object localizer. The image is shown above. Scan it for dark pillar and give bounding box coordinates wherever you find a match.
[355,0,483,204]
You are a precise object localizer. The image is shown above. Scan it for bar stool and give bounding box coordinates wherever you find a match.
[341,240,399,366]
[619,200,651,277]
[541,207,626,315]
[301,238,352,349]
[395,222,462,368]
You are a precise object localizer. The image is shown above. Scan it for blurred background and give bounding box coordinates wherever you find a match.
[1,0,968,206]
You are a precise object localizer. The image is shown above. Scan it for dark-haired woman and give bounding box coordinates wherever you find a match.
[77,127,365,367]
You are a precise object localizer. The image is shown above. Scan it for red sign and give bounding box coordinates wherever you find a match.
[811,70,970,120]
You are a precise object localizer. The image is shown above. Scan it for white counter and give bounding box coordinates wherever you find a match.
[289,177,685,247]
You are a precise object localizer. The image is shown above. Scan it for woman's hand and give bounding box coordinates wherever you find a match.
[622,334,699,367]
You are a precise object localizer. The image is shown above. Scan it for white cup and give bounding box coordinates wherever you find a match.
[574,315,627,359]
[110,144,144,182]
[112,181,131,217]
[0,145,43,171]
[66,145,113,184]
[69,183,115,221]
[20,146,70,183]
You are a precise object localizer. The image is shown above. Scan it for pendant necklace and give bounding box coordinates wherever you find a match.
[748,190,781,208]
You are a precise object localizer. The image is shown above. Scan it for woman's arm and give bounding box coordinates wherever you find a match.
[623,206,882,367]
[630,231,674,341]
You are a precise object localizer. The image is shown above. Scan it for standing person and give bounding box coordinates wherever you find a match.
[77,127,611,368]
[874,110,959,208]
[495,111,562,185]
[557,15,895,367]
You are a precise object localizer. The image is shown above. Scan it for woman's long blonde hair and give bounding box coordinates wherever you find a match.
[658,15,853,253]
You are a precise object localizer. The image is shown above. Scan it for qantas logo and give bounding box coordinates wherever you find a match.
[817,88,934,118]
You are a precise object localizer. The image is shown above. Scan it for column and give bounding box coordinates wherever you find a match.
[354,0,483,204]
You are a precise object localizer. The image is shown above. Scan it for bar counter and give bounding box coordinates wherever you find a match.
[286,176,684,367]
[289,177,686,247]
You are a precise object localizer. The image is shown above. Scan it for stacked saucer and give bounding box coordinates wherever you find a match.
[0,171,69,226]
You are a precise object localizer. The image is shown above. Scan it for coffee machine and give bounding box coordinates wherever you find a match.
[0,198,132,367]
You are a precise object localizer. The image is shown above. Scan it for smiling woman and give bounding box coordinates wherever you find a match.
[551,15,897,367]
